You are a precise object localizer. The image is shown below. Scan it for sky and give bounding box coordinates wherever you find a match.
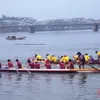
[0,0,100,20]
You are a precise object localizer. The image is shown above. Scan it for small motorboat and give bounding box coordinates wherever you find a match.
[6,36,26,40]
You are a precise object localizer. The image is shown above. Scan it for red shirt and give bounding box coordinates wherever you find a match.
[28,62,35,69]
[59,62,65,69]
[17,61,22,69]
[8,62,13,68]
[69,62,74,69]
[45,63,51,69]
[34,63,40,69]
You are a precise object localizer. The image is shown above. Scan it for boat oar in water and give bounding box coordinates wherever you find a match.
[87,64,100,71]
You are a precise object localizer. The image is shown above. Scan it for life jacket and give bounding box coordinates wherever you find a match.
[8,62,13,68]
[97,52,100,56]
[28,62,35,69]
[59,62,65,69]
[84,55,90,62]
[45,63,51,69]
[17,61,22,69]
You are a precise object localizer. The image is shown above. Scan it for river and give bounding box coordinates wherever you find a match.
[0,30,100,100]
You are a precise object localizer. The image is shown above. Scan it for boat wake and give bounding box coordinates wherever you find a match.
[15,43,45,45]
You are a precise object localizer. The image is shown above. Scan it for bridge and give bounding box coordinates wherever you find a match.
[0,23,99,33]
[29,23,100,33]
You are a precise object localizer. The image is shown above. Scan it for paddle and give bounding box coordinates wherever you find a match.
[87,64,100,71]
[27,70,31,74]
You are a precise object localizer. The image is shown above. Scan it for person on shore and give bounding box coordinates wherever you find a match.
[27,60,35,69]
[16,59,22,69]
[95,51,100,60]
[7,59,14,68]
[45,60,51,69]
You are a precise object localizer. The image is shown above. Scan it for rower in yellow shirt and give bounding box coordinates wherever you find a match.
[64,55,69,63]
[51,55,57,63]
[84,53,90,63]
[60,55,69,63]
[46,54,52,61]
[95,51,100,60]
[35,54,42,61]
[73,53,80,63]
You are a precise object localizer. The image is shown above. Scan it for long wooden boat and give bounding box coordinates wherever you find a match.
[0,68,100,73]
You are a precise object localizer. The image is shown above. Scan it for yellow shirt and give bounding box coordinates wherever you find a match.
[97,52,100,56]
[73,55,78,59]
[51,56,57,62]
[73,55,79,63]
[36,55,42,60]
[47,55,52,61]
[60,56,69,63]
[84,55,90,62]
[64,56,69,62]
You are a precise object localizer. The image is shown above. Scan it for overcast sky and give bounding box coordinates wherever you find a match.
[0,0,99,20]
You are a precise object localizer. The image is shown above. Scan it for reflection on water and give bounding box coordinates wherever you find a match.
[0,72,99,100]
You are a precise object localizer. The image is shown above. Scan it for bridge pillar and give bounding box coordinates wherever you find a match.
[29,26,35,33]
[93,24,99,32]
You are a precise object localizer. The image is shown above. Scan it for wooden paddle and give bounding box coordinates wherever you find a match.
[87,64,100,71]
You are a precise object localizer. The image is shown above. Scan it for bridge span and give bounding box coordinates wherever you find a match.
[29,23,99,33]
[0,23,99,33]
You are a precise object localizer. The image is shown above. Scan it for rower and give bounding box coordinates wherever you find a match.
[59,61,65,69]
[78,55,85,69]
[67,59,74,69]
[16,59,22,69]
[73,53,79,64]
[63,55,69,63]
[51,55,57,63]
[7,59,13,68]
[27,60,35,69]
[45,60,51,69]
[84,53,90,63]
[46,54,52,62]
[35,54,42,61]
[95,51,100,60]
[89,56,95,63]
[34,61,40,69]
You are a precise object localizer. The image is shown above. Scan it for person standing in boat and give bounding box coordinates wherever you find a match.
[78,55,86,69]
[27,59,35,69]
[95,51,100,61]
[16,59,22,69]
[7,59,14,68]
[77,52,82,57]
